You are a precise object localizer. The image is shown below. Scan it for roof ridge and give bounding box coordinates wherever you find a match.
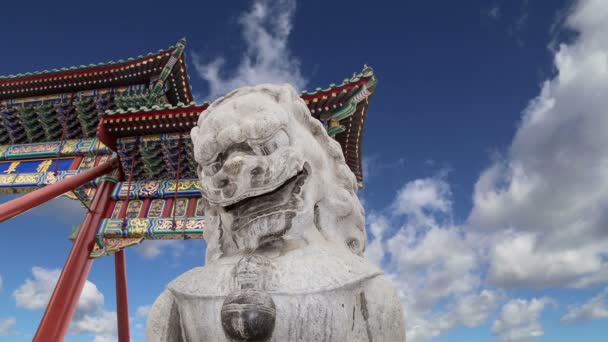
[300,65,375,96]
[0,40,182,81]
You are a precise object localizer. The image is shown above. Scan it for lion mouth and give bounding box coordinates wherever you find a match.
[225,167,308,245]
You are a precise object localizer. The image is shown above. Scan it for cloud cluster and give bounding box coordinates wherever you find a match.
[366,177,502,341]
[469,0,608,290]
[194,0,307,100]
[366,0,608,340]
[492,298,554,342]
[13,267,116,341]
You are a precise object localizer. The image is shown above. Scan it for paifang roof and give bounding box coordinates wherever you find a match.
[99,66,377,186]
[0,39,193,105]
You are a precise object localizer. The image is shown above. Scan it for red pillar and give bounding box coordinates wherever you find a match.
[33,178,117,342]
[0,158,118,223]
[115,250,131,342]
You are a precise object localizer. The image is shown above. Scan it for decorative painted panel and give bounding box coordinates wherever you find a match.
[110,201,124,218]
[125,200,143,219]
[106,197,201,219]
[0,138,110,160]
[112,179,201,200]
[91,217,205,258]
[0,170,93,193]
[171,198,189,217]
[147,199,165,218]
[78,156,97,170]
[195,198,205,217]
[98,218,204,240]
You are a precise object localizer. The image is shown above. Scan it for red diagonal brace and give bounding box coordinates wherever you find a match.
[0,158,118,223]
[33,177,116,342]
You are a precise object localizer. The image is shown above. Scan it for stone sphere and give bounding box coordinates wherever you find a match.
[220,289,276,341]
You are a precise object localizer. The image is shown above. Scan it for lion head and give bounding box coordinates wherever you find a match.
[191,84,365,262]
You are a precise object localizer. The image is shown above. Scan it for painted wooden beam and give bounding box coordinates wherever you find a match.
[0,158,118,223]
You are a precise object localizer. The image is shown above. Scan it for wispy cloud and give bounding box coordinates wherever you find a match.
[561,287,608,324]
[136,304,151,318]
[134,240,185,259]
[194,0,307,100]
[361,154,406,183]
[486,4,501,20]
[505,0,530,46]
[0,318,16,336]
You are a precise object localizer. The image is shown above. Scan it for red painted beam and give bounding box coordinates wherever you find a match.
[33,178,116,342]
[115,250,131,342]
[0,159,118,223]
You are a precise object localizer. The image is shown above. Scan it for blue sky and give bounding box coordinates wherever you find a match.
[1,0,608,341]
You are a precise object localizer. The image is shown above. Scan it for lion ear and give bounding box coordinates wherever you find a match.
[275,83,299,104]
[190,126,199,146]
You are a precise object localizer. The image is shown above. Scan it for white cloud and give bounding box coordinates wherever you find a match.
[0,318,16,336]
[367,177,501,341]
[13,267,103,312]
[455,290,504,327]
[393,177,452,223]
[70,310,117,342]
[469,0,608,289]
[492,298,554,342]
[13,267,116,341]
[561,287,608,324]
[134,240,185,259]
[136,305,151,318]
[194,0,307,100]
[407,290,503,342]
[365,213,390,266]
[13,267,63,310]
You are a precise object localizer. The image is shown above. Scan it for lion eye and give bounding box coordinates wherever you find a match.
[211,162,221,173]
[204,162,222,176]
[255,130,289,156]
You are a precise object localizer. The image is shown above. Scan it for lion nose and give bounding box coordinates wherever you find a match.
[213,176,230,188]
[212,174,238,198]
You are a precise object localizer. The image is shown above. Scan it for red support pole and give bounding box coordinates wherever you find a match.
[0,158,119,223]
[115,250,131,342]
[33,178,117,342]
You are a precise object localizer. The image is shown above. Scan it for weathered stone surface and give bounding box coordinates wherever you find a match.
[147,84,406,341]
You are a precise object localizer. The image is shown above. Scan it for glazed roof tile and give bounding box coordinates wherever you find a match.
[0,39,192,104]
[0,47,175,80]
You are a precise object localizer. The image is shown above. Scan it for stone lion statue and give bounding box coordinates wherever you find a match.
[147,84,406,341]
